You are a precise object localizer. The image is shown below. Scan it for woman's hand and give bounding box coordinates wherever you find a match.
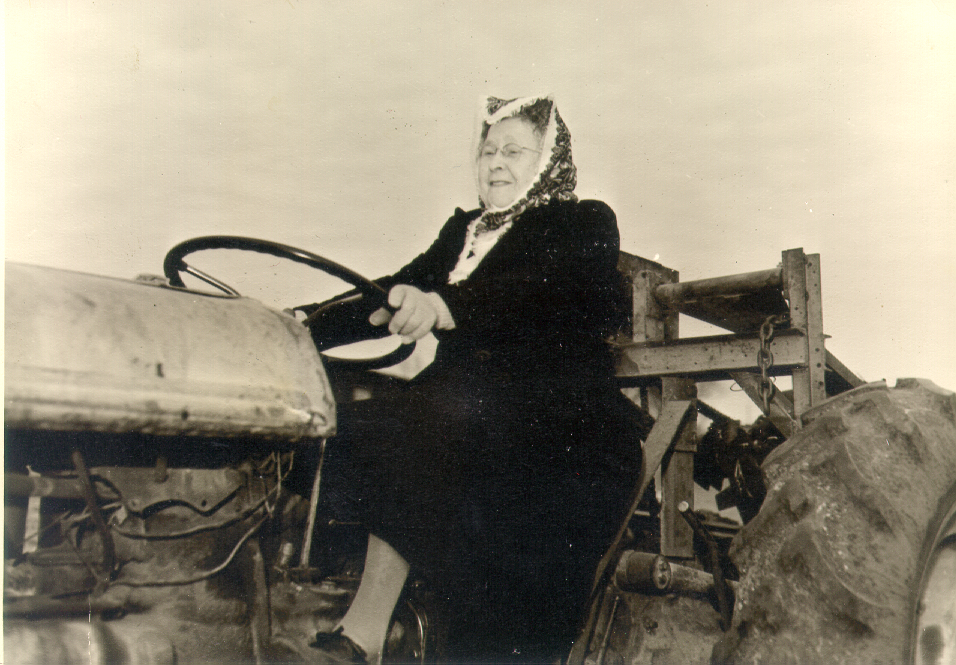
[369,285,453,344]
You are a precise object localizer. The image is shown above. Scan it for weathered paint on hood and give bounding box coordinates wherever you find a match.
[5,263,335,442]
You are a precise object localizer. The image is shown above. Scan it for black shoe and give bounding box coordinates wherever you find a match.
[310,627,369,664]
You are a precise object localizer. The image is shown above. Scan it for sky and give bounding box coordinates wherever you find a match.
[5,1,955,418]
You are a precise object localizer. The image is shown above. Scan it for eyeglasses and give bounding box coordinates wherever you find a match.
[479,143,541,162]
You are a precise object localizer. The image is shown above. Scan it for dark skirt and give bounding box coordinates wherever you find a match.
[318,362,643,661]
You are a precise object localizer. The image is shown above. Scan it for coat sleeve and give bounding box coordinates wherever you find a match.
[374,209,475,293]
[293,210,470,348]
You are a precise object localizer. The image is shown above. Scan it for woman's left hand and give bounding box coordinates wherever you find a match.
[369,284,445,344]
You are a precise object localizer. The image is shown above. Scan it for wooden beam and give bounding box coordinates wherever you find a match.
[729,371,795,438]
[587,399,698,594]
[803,253,828,405]
[571,399,698,665]
[661,381,696,559]
[618,253,678,344]
[619,329,809,380]
[782,249,827,419]
[826,349,865,390]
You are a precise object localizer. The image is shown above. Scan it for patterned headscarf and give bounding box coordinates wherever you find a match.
[474,94,578,235]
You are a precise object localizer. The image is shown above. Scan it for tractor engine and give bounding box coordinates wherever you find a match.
[4,263,338,663]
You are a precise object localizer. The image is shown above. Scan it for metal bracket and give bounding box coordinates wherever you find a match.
[569,399,697,665]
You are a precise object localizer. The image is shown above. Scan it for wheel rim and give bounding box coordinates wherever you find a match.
[913,492,956,665]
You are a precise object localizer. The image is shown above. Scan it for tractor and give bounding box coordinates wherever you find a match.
[4,238,955,664]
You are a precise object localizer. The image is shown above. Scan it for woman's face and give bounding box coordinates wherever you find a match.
[477,117,542,209]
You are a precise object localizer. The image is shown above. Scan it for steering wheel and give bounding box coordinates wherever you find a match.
[163,236,415,369]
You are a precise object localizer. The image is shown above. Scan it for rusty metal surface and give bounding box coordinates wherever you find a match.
[619,328,809,382]
[5,472,112,500]
[614,550,739,598]
[582,588,726,665]
[653,268,783,304]
[3,619,178,664]
[93,466,248,516]
[5,263,335,441]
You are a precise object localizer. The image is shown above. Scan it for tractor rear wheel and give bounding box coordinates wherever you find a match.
[721,379,956,665]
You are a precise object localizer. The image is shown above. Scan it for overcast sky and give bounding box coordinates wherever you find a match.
[5,1,955,410]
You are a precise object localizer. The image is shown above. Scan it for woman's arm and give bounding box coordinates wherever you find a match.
[364,209,476,342]
[433,200,624,345]
[368,200,623,347]
[376,209,477,292]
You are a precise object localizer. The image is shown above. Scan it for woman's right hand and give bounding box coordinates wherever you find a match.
[369,284,452,344]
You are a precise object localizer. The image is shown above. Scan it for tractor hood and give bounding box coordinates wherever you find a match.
[4,263,335,442]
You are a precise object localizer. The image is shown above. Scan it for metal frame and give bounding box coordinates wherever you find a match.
[615,247,864,559]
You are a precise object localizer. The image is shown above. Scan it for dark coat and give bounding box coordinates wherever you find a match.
[321,199,644,661]
[382,199,626,385]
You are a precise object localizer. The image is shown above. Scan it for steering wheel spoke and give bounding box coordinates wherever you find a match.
[178,262,241,296]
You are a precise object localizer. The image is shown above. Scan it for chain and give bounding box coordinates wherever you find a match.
[733,460,752,499]
[757,314,789,414]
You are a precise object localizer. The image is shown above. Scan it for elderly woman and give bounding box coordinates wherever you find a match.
[310,95,644,664]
